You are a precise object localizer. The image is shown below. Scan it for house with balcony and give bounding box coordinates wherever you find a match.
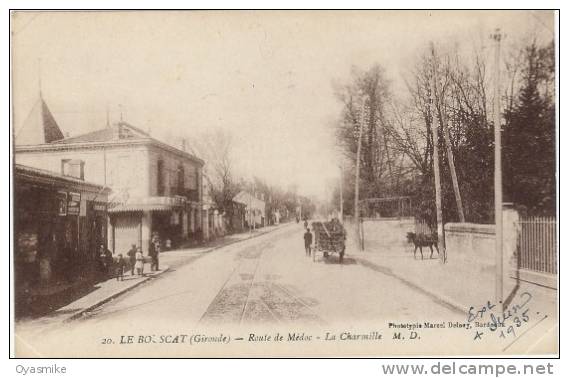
[15,96,205,255]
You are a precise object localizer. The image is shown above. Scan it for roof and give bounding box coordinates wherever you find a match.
[14,164,110,193]
[16,122,205,166]
[15,95,204,165]
[53,122,150,144]
[15,97,65,145]
[233,191,266,210]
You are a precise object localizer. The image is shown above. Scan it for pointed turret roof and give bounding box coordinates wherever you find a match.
[15,96,64,145]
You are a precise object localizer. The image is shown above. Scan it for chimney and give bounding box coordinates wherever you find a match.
[181,138,187,152]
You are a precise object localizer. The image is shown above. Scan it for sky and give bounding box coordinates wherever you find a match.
[11,10,554,200]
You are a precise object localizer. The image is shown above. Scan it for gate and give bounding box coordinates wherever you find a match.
[414,219,433,235]
[518,216,557,274]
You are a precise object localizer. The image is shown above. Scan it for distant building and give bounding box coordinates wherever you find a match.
[201,182,221,241]
[14,164,110,315]
[226,200,247,232]
[233,191,266,228]
[15,96,205,255]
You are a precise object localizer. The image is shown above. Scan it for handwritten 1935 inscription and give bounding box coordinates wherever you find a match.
[12,10,557,358]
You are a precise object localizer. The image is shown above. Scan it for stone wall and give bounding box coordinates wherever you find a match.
[444,206,521,302]
[444,222,496,269]
[361,217,415,251]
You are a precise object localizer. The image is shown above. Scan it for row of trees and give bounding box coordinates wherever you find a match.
[333,36,555,225]
[189,129,315,232]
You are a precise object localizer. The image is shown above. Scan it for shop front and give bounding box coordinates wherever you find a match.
[14,165,110,316]
[108,196,188,254]
[151,209,183,249]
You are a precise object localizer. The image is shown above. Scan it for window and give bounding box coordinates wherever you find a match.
[195,168,200,191]
[177,165,184,195]
[61,159,85,180]
[187,167,196,190]
[118,125,134,139]
[157,160,164,196]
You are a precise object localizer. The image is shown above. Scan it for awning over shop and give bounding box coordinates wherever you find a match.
[108,196,187,213]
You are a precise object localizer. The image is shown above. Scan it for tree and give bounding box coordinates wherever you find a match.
[398,43,494,225]
[333,64,397,206]
[331,37,555,224]
[192,129,241,231]
[503,41,555,216]
[431,45,465,223]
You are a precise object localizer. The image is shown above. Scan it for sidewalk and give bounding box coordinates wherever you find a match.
[16,262,170,332]
[16,222,290,331]
[62,263,170,322]
[353,247,556,314]
[349,239,558,353]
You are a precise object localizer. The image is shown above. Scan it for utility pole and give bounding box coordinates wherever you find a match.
[247,180,252,234]
[339,162,344,223]
[252,185,256,231]
[433,59,465,223]
[491,28,504,309]
[430,44,445,263]
[440,112,466,223]
[354,96,366,250]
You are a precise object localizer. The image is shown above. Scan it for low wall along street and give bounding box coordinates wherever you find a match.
[444,222,501,305]
[360,205,555,311]
[361,217,415,250]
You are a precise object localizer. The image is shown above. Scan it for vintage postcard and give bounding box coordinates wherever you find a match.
[11,10,558,357]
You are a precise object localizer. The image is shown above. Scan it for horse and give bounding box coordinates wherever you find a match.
[406,232,439,260]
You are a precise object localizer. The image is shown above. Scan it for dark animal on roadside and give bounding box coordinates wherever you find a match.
[406,232,439,260]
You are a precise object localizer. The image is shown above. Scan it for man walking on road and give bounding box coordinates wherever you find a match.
[304,228,313,257]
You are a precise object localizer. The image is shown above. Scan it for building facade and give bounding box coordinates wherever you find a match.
[16,121,205,256]
[14,164,110,315]
[233,191,266,228]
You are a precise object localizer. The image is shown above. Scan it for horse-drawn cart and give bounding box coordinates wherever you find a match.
[312,221,346,263]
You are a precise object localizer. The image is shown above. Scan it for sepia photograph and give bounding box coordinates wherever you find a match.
[10,10,558,358]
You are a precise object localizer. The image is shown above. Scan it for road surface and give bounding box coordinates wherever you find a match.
[16,223,474,357]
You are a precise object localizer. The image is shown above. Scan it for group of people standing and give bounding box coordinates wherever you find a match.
[98,232,162,282]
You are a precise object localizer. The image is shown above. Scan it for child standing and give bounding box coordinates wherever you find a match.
[135,247,144,276]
